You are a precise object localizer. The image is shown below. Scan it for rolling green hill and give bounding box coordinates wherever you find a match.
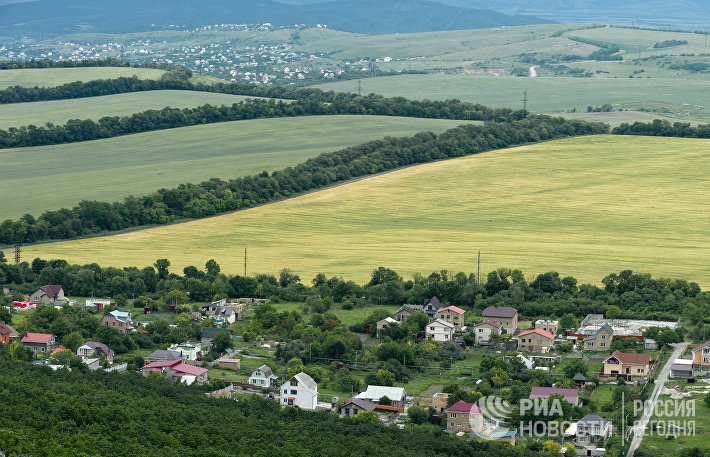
[0,90,277,129]
[18,135,710,287]
[0,67,167,88]
[0,115,475,220]
[315,74,710,123]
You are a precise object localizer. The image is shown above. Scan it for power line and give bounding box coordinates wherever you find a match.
[521,89,528,111]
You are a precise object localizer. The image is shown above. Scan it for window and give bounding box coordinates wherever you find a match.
[478,329,483,333]
[430,327,435,331]
[588,342,593,347]
[704,357,710,363]
[283,389,287,394]
[290,381,298,387]
[450,413,456,418]
[445,334,449,339]
[601,335,606,340]
[600,342,606,347]
[291,389,297,394]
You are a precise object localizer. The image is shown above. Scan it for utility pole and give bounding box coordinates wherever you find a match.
[358,78,361,96]
[521,89,528,111]
[13,243,21,264]
[244,248,247,277]
[477,251,481,287]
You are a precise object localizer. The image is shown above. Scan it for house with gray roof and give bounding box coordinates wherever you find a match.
[423,296,444,318]
[354,385,407,407]
[249,364,278,388]
[147,349,182,362]
[576,414,611,445]
[583,323,614,351]
[339,398,376,416]
[77,341,114,364]
[481,306,518,333]
[280,372,318,410]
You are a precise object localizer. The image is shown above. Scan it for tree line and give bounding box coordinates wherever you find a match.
[0,117,607,245]
[0,57,173,70]
[612,119,710,137]
[0,91,530,148]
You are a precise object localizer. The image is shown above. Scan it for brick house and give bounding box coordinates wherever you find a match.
[583,323,614,351]
[445,400,484,433]
[101,310,133,334]
[142,360,208,385]
[472,320,501,345]
[29,285,66,304]
[481,306,518,334]
[517,328,555,353]
[692,340,710,369]
[0,322,18,344]
[437,306,466,331]
[77,341,114,364]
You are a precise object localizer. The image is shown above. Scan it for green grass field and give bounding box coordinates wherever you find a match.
[0,90,273,129]
[0,67,166,88]
[315,74,710,123]
[0,115,474,219]
[16,134,710,287]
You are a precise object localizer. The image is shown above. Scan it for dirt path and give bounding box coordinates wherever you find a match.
[529,66,538,77]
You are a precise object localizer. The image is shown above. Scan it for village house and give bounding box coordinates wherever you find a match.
[437,306,466,331]
[583,323,614,351]
[534,319,559,336]
[217,357,241,370]
[517,328,555,353]
[101,310,133,334]
[530,386,581,406]
[445,400,484,434]
[339,398,376,417]
[472,320,501,346]
[77,341,114,364]
[280,372,318,410]
[0,321,18,344]
[213,307,237,326]
[84,299,110,311]
[670,359,694,379]
[201,327,227,349]
[142,360,209,385]
[431,392,450,412]
[602,350,651,380]
[29,285,66,305]
[576,414,612,445]
[422,296,445,318]
[393,304,423,323]
[249,364,278,387]
[692,340,710,369]
[146,349,182,362]
[167,342,201,361]
[20,332,58,353]
[426,318,455,342]
[481,306,518,334]
[376,317,398,337]
[355,385,407,407]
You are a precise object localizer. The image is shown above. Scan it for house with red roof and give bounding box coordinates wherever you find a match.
[602,350,651,380]
[21,332,58,353]
[472,320,501,346]
[437,306,466,331]
[445,400,484,433]
[692,340,710,368]
[529,386,580,406]
[29,285,66,305]
[141,360,209,385]
[517,328,555,353]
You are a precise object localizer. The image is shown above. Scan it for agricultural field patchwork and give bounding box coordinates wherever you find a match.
[0,115,475,219]
[0,67,166,88]
[17,134,710,287]
[0,90,278,129]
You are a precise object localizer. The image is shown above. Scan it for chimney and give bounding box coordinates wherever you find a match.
[0,322,5,329]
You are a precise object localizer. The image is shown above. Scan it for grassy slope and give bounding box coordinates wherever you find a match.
[0,115,474,219]
[16,135,710,287]
[0,90,274,129]
[314,74,710,122]
[0,67,166,88]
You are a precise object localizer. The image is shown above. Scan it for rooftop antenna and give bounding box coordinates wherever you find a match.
[521,89,528,111]
[13,243,21,264]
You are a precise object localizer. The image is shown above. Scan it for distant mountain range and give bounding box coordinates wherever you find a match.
[281,0,710,31]
[0,0,549,38]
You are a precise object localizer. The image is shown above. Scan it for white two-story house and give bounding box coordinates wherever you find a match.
[280,372,318,410]
[426,319,455,342]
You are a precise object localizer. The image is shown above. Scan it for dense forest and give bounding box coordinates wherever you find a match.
[612,119,710,137]
[0,363,541,457]
[0,117,607,245]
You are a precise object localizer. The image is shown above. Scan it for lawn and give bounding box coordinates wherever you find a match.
[639,391,710,453]
[314,74,710,123]
[0,114,472,219]
[18,134,710,287]
[0,90,277,129]
[0,67,166,88]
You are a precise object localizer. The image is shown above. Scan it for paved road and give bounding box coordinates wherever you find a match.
[626,343,686,457]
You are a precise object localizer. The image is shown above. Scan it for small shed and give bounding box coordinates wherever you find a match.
[573,372,587,388]
[644,338,657,350]
[218,357,241,370]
